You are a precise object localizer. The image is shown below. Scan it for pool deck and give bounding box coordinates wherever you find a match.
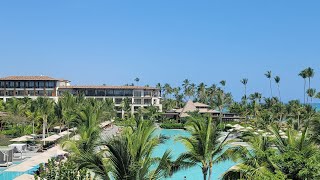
[5,145,66,173]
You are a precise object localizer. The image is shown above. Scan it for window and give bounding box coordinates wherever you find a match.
[6,82,15,88]
[134,99,142,104]
[144,99,151,105]
[27,90,34,96]
[114,90,124,96]
[16,90,25,96]
[124,90,133,96]
[39,81,45,88]
[8,90,14,96]
[106,90,114,96]
[86,89,96,96]
[144,91,152,96]
[133,90,142,97]
[115,98,123,104]
[46,90,53,96]
[16,81,24,88]
[26,81,34,88]
[0,82,4,88]
[0,90,4,96]
[47,81,55,88]
[97,90,105,96]
[36,90,44,96]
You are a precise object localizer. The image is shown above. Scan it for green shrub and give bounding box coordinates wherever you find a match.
[160,123,184,129]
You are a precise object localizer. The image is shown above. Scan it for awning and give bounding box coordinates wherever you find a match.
[41,134,62,142]
[10,135,34,142]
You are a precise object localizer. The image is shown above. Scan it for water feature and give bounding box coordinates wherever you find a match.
[153,129,237,180]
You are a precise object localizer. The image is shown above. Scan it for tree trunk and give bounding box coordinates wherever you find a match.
[269,79,273,97]
[208,164,213,180]
[43,116,47,145]
[303,79,306,104]
[278,84,281,102]
[202,166,208,180]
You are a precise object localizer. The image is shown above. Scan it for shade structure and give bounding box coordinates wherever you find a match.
[41,134,62,142]
[10,135,34,142]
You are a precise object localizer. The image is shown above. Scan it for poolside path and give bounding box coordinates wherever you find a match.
[6,145,66,173]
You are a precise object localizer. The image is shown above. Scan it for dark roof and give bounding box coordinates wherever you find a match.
[0,76,62,81]
[58,85,159,90]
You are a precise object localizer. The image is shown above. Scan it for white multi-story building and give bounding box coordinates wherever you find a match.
[0,76,162,117]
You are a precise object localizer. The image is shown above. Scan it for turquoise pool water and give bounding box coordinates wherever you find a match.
[0,164,39,180]
[153,129,236,180]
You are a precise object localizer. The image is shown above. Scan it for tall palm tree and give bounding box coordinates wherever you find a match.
[163,83,172,99]
[307,88,316,103]
[197,83,207,103]
[35,97,54,144]
[176,115,231,180]
[220,80,226,91]
[298,70,307,104]
[134,78,140,86]
[240,78,248,100]
[305,67,314,89]
[274,76,281,102]
[156,83,162,97]
[182,79,190,91]
[264,71,273,97]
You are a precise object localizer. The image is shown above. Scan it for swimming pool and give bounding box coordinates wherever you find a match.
[0,163,39,180]
[153,129,236,180]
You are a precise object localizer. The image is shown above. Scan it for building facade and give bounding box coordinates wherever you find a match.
[0,76,162,117]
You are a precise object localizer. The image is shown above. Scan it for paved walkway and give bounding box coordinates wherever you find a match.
[6,145,66,173]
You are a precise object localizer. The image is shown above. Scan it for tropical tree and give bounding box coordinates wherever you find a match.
[35,97,54,143]
[274,76,281,102]
[264,71,273,97]
[72,120,189,180]
[176,115,231,180]
[270,125,320,179]
[240,78,248,100]
[134,77,140,86]
[220,80,226,91]
[306,88,316,103]
[298,70,307,104]
[197,83,207,103]
[222,135,284,180]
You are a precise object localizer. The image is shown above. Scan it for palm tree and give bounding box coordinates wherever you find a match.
[197,83,207,103]
[307,88,316,103]
[73,120,189,180]
[35,97,54,144]
[222,135,281,180]
[264,71,273,97]
[134,77,140,86]
[298,70,308,104]
[176,115,231,180]
[212,91,232,124]
[240,78,248,100]
[220,80,226,91]
[274,76,281,102]
[304,67,315,103]
[305,67,314,89]
[163,83,172,99]
[182,79,190,91]
[156,83,162,97]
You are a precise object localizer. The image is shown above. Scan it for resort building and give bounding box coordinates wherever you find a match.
[0,76,162,118]
[163,100,243,121]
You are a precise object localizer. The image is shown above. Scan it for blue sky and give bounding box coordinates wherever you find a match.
[0,1,319,102]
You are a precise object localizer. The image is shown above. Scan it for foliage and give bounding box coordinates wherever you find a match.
[34,158,92,180]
